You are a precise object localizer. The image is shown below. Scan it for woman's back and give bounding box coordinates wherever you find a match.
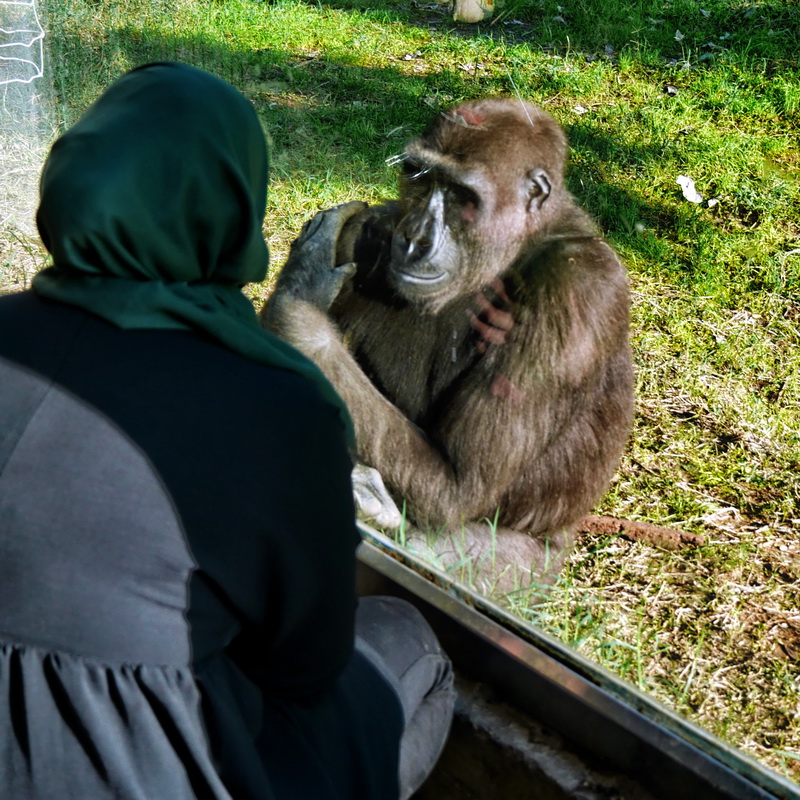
[0,290,401,799]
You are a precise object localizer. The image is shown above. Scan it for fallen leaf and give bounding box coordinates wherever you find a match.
[677,175,703,203]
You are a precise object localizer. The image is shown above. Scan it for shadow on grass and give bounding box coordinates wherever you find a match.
[45,19,791,297]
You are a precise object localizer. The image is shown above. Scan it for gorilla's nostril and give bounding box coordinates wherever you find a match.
[406,236,433,262]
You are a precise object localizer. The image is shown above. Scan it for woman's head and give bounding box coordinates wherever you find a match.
[34,63,354,444]
[37,62,269,287]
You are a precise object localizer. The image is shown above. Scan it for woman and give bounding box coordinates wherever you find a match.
[0,63,452,799]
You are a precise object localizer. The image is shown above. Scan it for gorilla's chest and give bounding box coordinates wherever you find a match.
[335,298,479,426]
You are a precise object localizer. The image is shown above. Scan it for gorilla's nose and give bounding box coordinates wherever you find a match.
[393,214,438,265]
[395,188,443,265]
[405,232,433,261]
[392,230,434,270]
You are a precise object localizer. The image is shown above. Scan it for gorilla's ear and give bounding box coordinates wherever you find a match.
[526,169,552,212]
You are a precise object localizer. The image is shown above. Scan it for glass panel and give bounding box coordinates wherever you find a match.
[3,1,798,789]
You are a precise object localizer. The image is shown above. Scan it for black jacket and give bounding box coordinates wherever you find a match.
[0,291,402,799]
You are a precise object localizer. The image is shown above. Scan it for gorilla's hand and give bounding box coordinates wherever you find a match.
[276,201,367,312]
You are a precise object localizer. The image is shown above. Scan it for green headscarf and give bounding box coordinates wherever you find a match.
[34,62,353,444]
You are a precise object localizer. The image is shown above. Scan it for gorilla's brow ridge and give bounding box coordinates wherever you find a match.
[441,110,487,129]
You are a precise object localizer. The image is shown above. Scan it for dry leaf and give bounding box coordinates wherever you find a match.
[677,175,703,203]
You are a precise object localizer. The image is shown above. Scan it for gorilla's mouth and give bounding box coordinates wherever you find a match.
[396,269,447,285]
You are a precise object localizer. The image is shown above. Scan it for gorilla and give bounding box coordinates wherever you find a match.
[264,98,633,591]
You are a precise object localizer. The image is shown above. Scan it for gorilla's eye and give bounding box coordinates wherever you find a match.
[402,159,431,180]
[448,183,480,212]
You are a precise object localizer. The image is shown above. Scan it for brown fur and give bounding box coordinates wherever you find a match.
[265,99,633,590]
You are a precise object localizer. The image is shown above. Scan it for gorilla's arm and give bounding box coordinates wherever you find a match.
[264,204,483,525]
[266,285,470,523]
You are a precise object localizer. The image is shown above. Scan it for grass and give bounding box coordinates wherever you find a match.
[2,0,799,783]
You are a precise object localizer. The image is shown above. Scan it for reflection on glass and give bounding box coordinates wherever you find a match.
[0,1,44,86]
